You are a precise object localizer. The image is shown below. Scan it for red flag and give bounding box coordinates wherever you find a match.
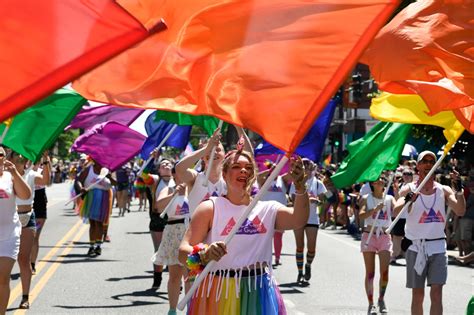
[361,0,473,132]
[0,0,166,121]
[74,0,398,153]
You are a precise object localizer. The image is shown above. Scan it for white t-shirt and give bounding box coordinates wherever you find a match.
[16,168,38,206]
[290,176,326,225]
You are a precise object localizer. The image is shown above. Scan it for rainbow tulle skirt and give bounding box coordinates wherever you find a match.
[79,188,112,223]
[187,272,286,315]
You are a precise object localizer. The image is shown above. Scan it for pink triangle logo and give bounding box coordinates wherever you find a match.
[221,217,236,236]
[0,189,9,199]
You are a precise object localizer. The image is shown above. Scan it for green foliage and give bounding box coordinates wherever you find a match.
[411,125,445,148]
[55,129,79,160]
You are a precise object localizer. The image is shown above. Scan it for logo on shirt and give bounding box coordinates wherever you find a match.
[220,216,267,236]
[372,210,388,220]
[175,202,190,215]
[418,208,445,224]
[268,184,282,192]
[0,189,9,199]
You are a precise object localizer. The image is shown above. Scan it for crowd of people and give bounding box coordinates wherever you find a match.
[0,128,472,315]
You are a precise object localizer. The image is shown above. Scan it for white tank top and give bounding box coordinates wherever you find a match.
[260,176,288,205]
[205,197,282,271]
[405,182,446,240]
[365,193,394,228]
[16,168,37,206]
[0,172,21,240]
[84,166,111,191]
[188,172,226,215]
[153,175,175,200]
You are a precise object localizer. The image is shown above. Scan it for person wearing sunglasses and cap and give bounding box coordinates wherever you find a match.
[394,151,466,315]
[0,146,32,314]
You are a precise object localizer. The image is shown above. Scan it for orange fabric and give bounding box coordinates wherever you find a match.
[361,0,474,128]
[0,0,164,122]
[74,0,398,153]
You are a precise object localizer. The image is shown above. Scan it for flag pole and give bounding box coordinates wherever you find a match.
[365,172,394,246]
[160,194,178,219]
[203,120,224,187]
[137,124,178,177]
[386,151,447,234]
[0,126,9,144]
[177,155,289,311]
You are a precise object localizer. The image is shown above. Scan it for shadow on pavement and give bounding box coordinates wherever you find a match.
[106,275,153,282]
[53,300,163,310]
[126,231,150,235]
[111,289,169,301]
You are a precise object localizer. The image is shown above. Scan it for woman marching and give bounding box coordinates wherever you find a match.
[76,160,115,257]
[0,146,31,315]
[9,150,51,310]
[153,165,190,315]
[290,158,327,285]
[179,150,309,314]
[359,175,395,315]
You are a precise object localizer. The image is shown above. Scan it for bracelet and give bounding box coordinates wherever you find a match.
[186,243,208,281]
[294,190,307,196]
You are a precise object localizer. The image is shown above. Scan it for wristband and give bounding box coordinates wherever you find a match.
[186,243,208,281]
[404,192,414,203]
[294,190,307,196]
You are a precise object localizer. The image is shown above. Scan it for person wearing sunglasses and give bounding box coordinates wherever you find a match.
[0,147,32,314]
[8,150,51,310]
[394,151,466,315]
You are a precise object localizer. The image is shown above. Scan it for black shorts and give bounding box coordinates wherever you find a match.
[33,188,48,219]
[306,224,320,228]
[117,182,128,191]
[391,218,406,237]
[149,212,167,232]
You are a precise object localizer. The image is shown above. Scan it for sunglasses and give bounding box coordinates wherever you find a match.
[403,172,413,176]
[420,159,435,165]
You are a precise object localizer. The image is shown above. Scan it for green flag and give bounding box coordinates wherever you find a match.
[331,122,412,189]
[0,89,86,162]
[154,111,223,136]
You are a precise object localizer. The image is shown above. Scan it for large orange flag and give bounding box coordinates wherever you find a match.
[74,0,398,153]
[0,0,165,121]
[361,0,473,132]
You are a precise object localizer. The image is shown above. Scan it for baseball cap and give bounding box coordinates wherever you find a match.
[417,151,437,163]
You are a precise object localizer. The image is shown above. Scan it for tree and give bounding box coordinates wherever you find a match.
[55,129,79,161]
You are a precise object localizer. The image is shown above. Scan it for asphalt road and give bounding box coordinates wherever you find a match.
[6,182,472,314]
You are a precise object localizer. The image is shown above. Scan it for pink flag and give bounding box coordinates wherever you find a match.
[66,105,144,130]
[71,122,146,171]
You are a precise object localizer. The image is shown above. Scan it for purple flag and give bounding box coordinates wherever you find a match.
[66,105,144,130]
[71,121,146,171]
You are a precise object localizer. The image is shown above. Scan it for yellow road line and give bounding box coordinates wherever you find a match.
[7,219,83,308]
[13,224,89,314]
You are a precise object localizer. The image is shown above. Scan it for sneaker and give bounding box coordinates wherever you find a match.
[31,263,36,275]
[304,263,311,281]
[378,300,388,314]
[367,304,377,315]
[296,272,304,284]
[94,246,102,256]
[87,247,96,257]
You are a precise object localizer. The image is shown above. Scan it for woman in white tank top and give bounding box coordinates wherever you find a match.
[178,150,309,314]
[0,147,31,314]
[8,150,50,310]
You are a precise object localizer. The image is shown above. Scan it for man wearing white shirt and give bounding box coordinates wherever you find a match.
[394,151,465,315]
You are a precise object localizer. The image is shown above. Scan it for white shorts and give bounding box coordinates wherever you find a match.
[0,236,20,260]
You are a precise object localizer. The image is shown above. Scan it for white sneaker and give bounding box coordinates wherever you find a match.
[367,304,377,315]
[378,300,388,314]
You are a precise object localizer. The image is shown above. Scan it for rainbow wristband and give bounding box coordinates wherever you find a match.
[186,243,208,281]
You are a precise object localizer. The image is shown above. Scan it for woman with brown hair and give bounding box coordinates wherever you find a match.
[179,150,309,314]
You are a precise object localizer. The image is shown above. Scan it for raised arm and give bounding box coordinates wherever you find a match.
[275,157,309,230]
[235,126,254,156]
[444,185,466,217]
[176,129,221,184]
[34,152,51,186]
